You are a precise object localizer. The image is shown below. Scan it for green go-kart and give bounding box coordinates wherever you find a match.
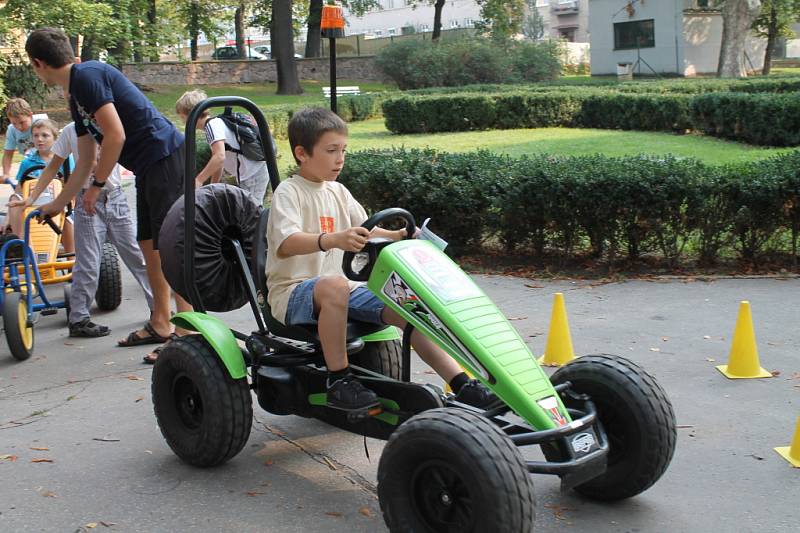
[152,97,676,532]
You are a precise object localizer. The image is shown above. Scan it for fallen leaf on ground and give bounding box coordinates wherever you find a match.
[358,507,373,518]
[100,522,116,527]
[134,396,144,403]
[508,316,528,321]
[63,342,74,346]
[103,362,115,366]
[544,503,575,520]
[703,335,711,339]
[30,446,49,451]
[790,372,800,380]
[126,375,143,381]
[31,458,54,463]
[649,347,660,352]
[263,459,273,466]
[771,370,781,377]
[40,490,57,498]
[0,454,18,461]
[245,491,265,497]
[706,358,716,362]
[325,511,343,518]
[746,454,765,461]
[524,284,543,289]
[92,437,120,442]
[85,523,98,529]
[661,337,669,342]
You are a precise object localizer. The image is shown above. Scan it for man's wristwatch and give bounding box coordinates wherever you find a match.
[91,178,106,188]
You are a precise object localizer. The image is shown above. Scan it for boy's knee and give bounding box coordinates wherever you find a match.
[314,276,350,307]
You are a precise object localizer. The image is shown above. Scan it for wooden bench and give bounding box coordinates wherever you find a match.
[322,86,361,98]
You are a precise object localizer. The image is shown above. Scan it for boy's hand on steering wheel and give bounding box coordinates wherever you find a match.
[335,227,370,252]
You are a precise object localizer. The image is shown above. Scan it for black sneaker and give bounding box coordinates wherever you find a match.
[69,318,110,338]
[455,379,499,409]
[326,376,380,411]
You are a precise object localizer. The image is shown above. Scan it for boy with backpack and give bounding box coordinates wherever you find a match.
[175,90,272,205]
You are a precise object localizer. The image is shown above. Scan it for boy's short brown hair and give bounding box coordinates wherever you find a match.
[175,89,209,118]
[5,98,32,118]
[288,107,347,164]
[31,118,60,138]
[25,28,76,69]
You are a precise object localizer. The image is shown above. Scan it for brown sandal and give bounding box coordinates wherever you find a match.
[142,333,180,364]
[118,321,170,347]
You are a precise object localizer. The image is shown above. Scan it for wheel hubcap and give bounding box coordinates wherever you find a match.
[173,374,203,430]
[411,460,473,532]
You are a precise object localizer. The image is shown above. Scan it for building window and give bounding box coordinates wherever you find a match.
[450,20,459,28]
[375,30,383,37]
[421,24,429,32]
[559,28,576,42]
[388,28,397,36]
[464,18,474,27]
[613,19,655,50]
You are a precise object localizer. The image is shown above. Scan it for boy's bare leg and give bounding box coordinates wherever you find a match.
[382,306,463,382]
[132,239,172,339]
[61,219,74,253]
[173,292,193,336]
[313,276,350,371]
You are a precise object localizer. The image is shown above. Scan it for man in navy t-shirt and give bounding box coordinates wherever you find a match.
[26,27,192,359]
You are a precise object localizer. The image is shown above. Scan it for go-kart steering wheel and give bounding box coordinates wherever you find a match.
[342,208,416,282]
[18,164,46,185]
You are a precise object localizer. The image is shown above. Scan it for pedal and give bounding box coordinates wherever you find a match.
[40,308,57,316]
[325,399,383,423]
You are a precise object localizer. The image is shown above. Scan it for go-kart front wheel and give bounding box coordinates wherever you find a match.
[548,354,676,501]
[378,408,535,533]
[3,292,34,361]
[152,334,252,467]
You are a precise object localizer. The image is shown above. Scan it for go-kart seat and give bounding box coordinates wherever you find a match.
[250,209,386,344]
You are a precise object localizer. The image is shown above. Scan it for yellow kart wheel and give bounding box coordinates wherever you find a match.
[4,292,34,361]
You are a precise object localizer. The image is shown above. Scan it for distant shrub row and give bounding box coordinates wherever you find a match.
[340,148,800,266]
[381,90,800,146]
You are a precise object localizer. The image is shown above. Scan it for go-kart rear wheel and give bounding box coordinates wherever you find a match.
[378,408,535,533]
[152,334,252,467]
[351,338,402,380]
[547,354,676,501]
[95,242,121,310]
[4,292,34,361]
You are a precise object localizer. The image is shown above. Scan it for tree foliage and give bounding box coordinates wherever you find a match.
[522,0,546,41]
[475,0,525,42]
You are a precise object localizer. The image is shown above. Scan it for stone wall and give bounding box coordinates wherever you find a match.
[121,56,386,86]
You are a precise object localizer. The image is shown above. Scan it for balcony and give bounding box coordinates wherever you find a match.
[552,1,579,15]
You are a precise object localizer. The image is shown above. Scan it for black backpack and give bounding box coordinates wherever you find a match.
[215,107,266,162]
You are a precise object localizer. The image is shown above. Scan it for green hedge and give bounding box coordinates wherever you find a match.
[339,148,800,265]
[381,90,800,145]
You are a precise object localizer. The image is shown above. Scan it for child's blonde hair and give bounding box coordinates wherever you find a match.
[175,89,209,118]
[31,118,60,138]
[5,97,33,118]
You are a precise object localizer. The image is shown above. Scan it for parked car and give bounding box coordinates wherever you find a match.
[211,46,268,60]
[253,45,304,59]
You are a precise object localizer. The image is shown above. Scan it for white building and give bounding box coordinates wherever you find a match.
[343,0,590,42]
[588,0,767,76]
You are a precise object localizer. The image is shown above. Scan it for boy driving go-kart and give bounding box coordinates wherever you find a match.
[266,107,496,412]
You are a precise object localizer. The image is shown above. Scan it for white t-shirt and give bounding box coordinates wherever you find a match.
[204,117,267,184]
[266,175,368,323]
[52,122,121,191]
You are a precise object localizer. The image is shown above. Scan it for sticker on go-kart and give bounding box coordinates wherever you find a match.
[382,271,490,380]
[537,396,568,427]
[396,246,482,303]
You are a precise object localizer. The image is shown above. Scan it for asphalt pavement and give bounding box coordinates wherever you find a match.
[1,190,798,532]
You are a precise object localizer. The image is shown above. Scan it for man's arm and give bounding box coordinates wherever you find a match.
[43,135,95,213]
[91,102,125,184]
[8,154,67,208]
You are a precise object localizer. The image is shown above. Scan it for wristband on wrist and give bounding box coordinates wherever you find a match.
[91,178,106,188]
[318,232,327,252]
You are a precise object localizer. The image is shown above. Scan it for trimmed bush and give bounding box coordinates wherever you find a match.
[340,147,800,266]
[691,92,800,146]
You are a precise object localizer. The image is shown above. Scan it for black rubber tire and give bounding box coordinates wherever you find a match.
[95,242,122,310]
[63,283,72,323]
[4,292,34,361]
[351,338,402,380]
[152,334,253,467]
[548,354,676,501]
[378,408,535,533]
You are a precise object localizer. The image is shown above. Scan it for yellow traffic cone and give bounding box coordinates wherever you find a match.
[716,301,772,379]
[774,417,800,468]
[538,293,575,367]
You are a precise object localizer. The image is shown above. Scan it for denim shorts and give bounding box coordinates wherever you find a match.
[285,277,386,326]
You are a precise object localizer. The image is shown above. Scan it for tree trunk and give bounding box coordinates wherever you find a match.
[68,35,80,57]
[432,0,446,41]
[148,0,159,62]
[273,0,303,94]
[762,3,778,75]
[189,1,200,61]
[81,36,96,62]
[235,2,247,58]
[305,0,323,58]
[718,0,762,78]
